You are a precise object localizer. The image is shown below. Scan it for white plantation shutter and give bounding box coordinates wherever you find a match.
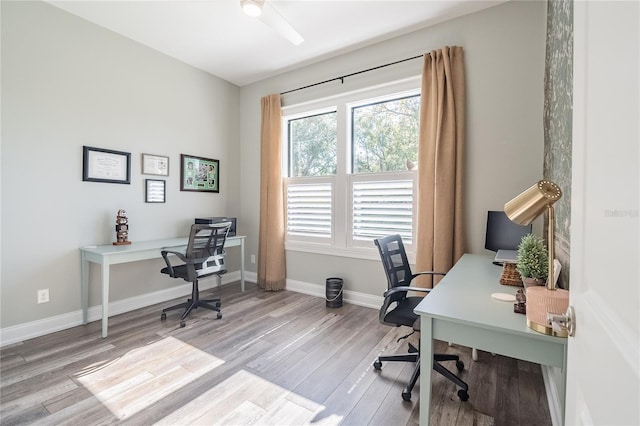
[285,180,332,239]
[352,178,413,243]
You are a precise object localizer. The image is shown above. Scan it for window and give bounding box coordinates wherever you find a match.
[352,95,420,173]
[289,112,337,177]
[283,81,420,258]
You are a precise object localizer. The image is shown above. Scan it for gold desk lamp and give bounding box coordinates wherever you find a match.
[504,180,569,337]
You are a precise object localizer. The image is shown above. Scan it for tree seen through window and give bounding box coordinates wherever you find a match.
[352,95,420,173]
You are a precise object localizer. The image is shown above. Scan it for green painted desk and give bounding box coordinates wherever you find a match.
[81,236,245,338]
[414,253,567,425]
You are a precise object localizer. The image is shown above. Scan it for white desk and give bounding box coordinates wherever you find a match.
[81,235,245,338]
[414,253,567,425]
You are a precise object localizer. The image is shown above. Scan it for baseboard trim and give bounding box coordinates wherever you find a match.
[541,364,564,426]
[285,278,383,309]
[0,271,241,347]
[0,272,383,347]
[210,272,382,310]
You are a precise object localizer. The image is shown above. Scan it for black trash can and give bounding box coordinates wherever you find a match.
[325,277,343,308]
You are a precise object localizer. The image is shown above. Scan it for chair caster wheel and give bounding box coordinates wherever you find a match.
[402,390,412,401]
[215,302,221,309]
[161,313,166,321]
[456,360,464,371]
[373,360,382,370]
[458,389,469,401]
[216,313,222,319]
[180,320,186,328]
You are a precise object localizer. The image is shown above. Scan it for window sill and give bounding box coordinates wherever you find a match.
[284,241,417,264]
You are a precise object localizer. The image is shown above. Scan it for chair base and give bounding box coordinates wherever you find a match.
[373,342,469,401]
[160,279,221,327]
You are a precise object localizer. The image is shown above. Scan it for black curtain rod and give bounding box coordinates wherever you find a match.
[280,54,423,96]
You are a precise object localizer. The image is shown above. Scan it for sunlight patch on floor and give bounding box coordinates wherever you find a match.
[76,336,224,420]
[154,369,335,425]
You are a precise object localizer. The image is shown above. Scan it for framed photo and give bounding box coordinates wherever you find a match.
[83,146,131,184]
[145,179,166,203]
[180,154,219,193]
[142,153,169,176]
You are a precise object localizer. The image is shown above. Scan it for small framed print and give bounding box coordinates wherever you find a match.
[142,153,169,176]
[145,179,166,203]
[180,154,219,193]
[83,146,131,184]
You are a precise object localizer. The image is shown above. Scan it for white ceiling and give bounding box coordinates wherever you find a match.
[47,0,506,86]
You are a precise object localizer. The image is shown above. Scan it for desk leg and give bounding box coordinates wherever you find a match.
[240,238,245,292]
[420,315,434,425]
[81,254,89,325]
[560,344,568,425]
[101,262,110,338]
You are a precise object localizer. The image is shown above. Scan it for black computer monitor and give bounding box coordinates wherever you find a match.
[484,211,532,251]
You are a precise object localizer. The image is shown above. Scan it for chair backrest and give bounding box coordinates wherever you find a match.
[374,234,414,291]
[186,222,231,277]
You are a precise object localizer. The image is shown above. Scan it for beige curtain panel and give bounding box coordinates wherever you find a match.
[415,46,467,288]
[257,94,286,291]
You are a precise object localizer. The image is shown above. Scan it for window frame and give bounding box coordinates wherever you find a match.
[282,77,421,261]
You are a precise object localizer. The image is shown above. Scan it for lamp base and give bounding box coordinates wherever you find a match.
[525,286,569,337]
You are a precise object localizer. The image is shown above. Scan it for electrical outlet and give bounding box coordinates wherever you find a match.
[250,254,256,264]
[37,289,50,304]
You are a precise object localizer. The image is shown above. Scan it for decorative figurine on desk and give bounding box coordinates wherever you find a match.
[113,209,131,246]
[514,288,527,314]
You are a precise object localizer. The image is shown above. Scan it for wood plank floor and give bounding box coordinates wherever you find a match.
[0,283,552,425]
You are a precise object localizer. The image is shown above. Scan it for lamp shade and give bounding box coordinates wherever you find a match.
[504,180,562,225]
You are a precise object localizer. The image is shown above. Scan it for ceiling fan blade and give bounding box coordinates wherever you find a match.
[261,1,304,46]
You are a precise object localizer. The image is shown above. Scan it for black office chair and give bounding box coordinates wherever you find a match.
[373,234,469,402]
[160,222,231,327]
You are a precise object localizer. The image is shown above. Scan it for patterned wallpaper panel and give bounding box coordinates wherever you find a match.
[544,0,573,289]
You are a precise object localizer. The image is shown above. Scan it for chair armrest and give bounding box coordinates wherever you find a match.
[412,271,447,278]
[379,286,431,326]
[161,246,227,279]
[161,248,188,261]
[160,248,189,276]
[383,286,431,298]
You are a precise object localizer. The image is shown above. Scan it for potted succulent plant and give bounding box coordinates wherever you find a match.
[516,233,548,288]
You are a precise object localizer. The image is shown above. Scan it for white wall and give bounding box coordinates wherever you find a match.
[1,1,240,328]
[0,0,547,337]
[239,0,547,296]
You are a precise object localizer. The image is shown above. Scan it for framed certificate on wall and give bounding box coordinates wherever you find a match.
[82,146,131,184]
[142,153,169,176]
